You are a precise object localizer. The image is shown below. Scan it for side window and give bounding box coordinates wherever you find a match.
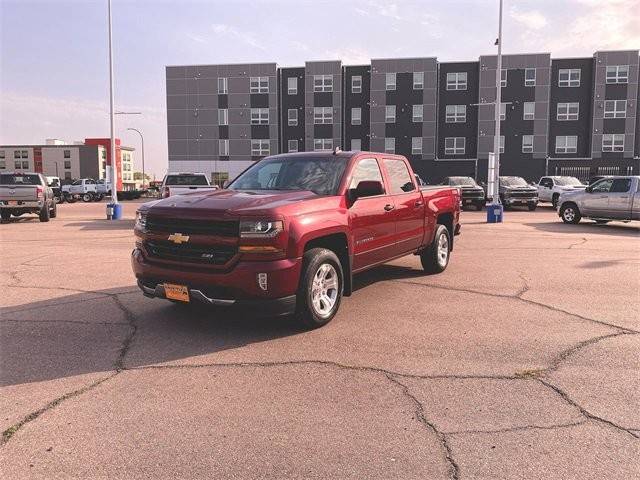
[349,158,384,191]
[591,179,613,193]
[610,178,631,193]
[383,158,415,194]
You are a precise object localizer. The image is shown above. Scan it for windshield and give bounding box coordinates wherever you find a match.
[165,175,209,186]
[500,177,528,187]
[448,177,477,186]
[555,176,583,186]
[1,174,41,185]
[228,155,349,196]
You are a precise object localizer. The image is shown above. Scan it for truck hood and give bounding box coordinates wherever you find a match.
[143,189,321,217]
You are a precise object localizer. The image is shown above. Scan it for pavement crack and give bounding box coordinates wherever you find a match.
[108,295,138,372]
[386,374,459,480]
[445,420,586,435]
[0,318,130,327]
[568,237,588,249]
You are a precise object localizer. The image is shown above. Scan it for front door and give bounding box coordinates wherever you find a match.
[348,158,397,271]
[582,178,612,216]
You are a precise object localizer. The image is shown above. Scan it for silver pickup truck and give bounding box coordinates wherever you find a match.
[1,172,57,223]
[558,175,639,224]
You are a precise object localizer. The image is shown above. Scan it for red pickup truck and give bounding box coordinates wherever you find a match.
[132,151,460,328]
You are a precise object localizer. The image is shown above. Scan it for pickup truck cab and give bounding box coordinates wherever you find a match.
[499,176,539,210]
[160,172,218,198]
[132,151,461,328]
[62,178,101,202]
[442,176,485,210]
[558,175,640,224]
[0,172,57,222]
[537,176,586,208]
[46,176,62,203]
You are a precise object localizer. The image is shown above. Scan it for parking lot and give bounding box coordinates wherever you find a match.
[1,201,638,479]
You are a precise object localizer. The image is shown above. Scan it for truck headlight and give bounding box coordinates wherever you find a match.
[135,211,147,229]
[240,220,283,238]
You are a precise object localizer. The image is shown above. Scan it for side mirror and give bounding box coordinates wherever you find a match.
[585,186,593,193]
[222,180,229,189]
[350,180,384,200]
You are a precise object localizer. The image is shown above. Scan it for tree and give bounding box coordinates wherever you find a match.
[133,171,150,181]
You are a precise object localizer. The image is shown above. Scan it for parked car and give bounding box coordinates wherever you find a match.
[537,176,586,208]
[499,176,539,210]
[558,176,639,224]
[132,151,461,328]
[442,176,485,210]
[0,172,57,222]
[160,172,217,198]
[588,175,614,185]
[62,178,103,202]
[46,176,62,203]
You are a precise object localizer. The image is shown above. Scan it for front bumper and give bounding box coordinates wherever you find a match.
[503,196,538,205]
[131,248,302,315]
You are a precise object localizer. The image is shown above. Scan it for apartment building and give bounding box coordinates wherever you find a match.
[166,50,639,184]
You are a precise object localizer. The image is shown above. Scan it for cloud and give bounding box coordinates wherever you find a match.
[509,7,548,30]
[291,40,310,52]
[320,47,372,65]
[210,23,266,52]
[186,32,207,44]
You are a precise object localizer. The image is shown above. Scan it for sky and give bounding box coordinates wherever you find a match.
[1,0,639,178]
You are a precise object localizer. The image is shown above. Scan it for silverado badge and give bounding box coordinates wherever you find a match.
[168,233,190,244]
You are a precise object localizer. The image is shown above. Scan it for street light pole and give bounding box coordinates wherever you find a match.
[107,0,118,206]
[127,128,145,189]
[492,0,504,206]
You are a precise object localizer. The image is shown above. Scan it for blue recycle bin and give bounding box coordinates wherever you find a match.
[486,204,504,223]
[106,203,123,220]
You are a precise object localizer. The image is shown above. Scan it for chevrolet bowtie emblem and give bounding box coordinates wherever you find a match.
[168,233,190,244]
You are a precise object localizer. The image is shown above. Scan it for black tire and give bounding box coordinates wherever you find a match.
[528,202,537,211]
[295,248,343,329]
[39,204,50,222]
[82,193,93,203]
[420,224,451,274]
[560,203,581,224]
[594,220,610,224]
[551,194,559,209]
[475,202,484,211]
[1,210,10,222]
[50,200,57,218]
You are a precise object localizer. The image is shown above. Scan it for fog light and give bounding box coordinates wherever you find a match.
[257,273,268,291]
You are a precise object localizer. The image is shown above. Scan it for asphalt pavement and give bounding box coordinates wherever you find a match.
[1,201,639,479]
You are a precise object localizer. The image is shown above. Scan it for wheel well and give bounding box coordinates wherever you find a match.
[436,213,454,249]
[304,233,351,296]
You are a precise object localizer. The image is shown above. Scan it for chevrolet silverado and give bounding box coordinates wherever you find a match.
[132,151,461,328]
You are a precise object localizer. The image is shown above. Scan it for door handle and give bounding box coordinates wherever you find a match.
[384,204,395,211]
[414,200,424,207]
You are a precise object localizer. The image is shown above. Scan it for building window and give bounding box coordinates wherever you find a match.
[445,137,465,155]
[0,160,5,169]
[250,108,269,125]
[62,150,70,158]
[557,102,579,121]
[14,160,21,169]
[606,65,629,84]
[412,104,424,122]
[0,150,4,159]
[351,107,361,125]
[445,105,466,123]
[287,77,297,95]
[313,107,333,124]
[250,76,269,93]
[14,151,20,159]
[385,105,396,123]
[384,137,395,154]
[500,69,507,87]
[446,72,467,90]
[499,103,506,120]
[251,139,270,156]
[218,109,228,126]
[288,109,298,126]
[523,102,535,120]
[525,68,536,86]
[313,75,333,92]
[218,77,228,94]
[499,135,505,153]
[288,139,298,152]
[64,160,71,169]
[313,138,333,151]
[219,139,229,156]
[385,73,396,91]
[604,100,626,119]
[351,75,362,93]
[522,135,534,153]
[602,134,624,152]
[64,171,72,180]
[412,137,423,155]
[351,139,361,151]
[413,72,424,90]
[558,69,580,87]
[556,136,578,154]
[212,172,229,187]
[22,161,29,169]
[21,150,28,158]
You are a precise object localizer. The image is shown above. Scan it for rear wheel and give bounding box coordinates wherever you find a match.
[50,201,57,218]
[295,248,343,329]
[420,224,451,274]
[560,203,581,224]
[39,204,50,222]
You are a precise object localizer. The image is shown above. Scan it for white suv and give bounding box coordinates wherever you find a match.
[537,176,586,208]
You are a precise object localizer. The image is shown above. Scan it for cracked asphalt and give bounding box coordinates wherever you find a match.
[0,202,639,479]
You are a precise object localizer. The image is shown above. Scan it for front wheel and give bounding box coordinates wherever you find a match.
[551,194,559,209]
[528,202,537,211]
[560,203,581,224]
[1,210,11,222]
[295,248,343,329]
[475,202,484,211]
[420,224,451,274]
[82,193,93,202]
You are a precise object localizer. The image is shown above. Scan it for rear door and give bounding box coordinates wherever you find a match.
[382,158,424,256]
[607,177,633,219]
[348,157,397,271]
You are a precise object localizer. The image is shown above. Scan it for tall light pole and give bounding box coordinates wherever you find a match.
[493,0,504,203]
[107,0,118,206]
[127,128,145,189]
